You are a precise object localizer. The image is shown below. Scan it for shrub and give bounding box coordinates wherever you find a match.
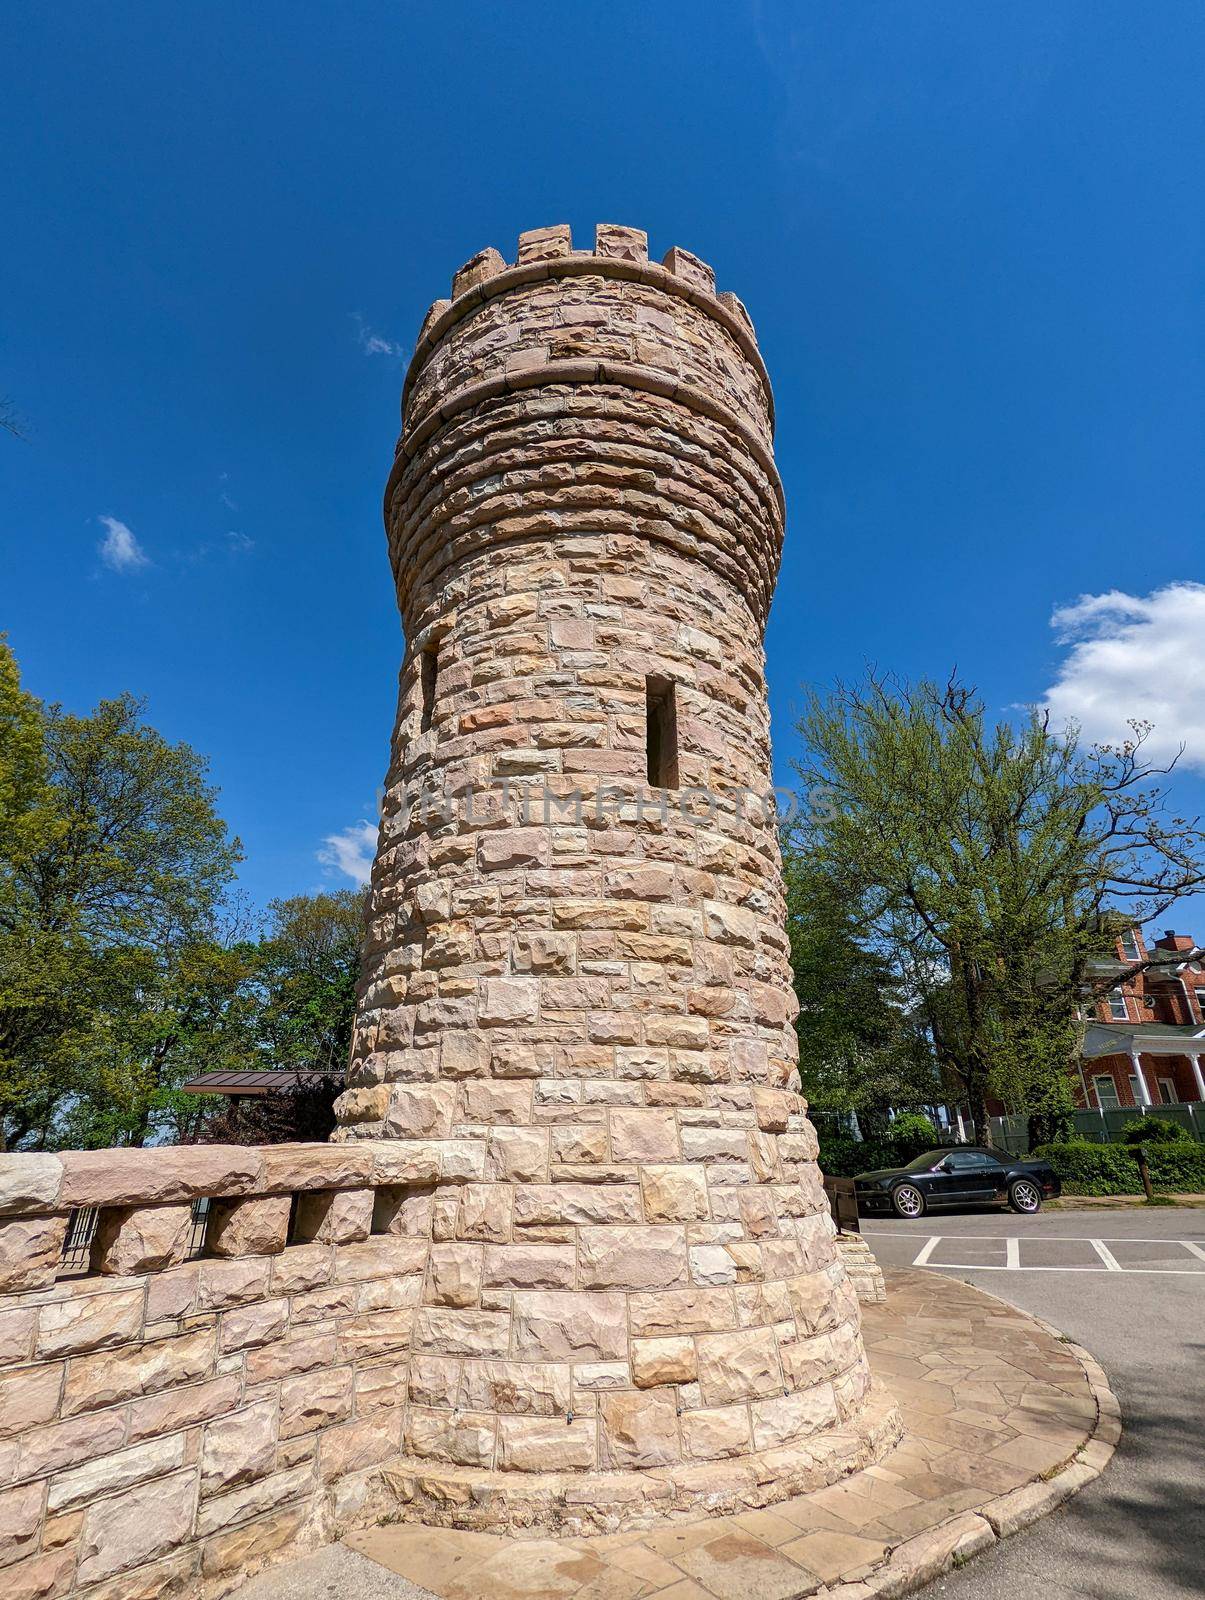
[887,1112,938,1155]
[817,1113,939,1178]
[1121,1117,1192,1146]
[1035,1138,1205,1195]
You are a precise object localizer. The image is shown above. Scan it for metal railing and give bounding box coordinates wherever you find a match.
[989,1103,1205,1154]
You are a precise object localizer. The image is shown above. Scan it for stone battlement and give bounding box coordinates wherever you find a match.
[387,224,783,627]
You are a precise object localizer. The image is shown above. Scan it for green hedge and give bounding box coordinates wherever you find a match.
[818,1114,938,1179]
[1034,1139,1205,1195]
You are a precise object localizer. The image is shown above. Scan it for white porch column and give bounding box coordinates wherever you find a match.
[1190,1051,1205,1104]
[1130,1043,1153,1107]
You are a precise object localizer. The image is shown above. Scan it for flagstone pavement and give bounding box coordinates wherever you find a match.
[241,1268,1118,1600]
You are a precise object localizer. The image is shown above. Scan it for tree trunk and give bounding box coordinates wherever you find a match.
[968,1080,991,1146]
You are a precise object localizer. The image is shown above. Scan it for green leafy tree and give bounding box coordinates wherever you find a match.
[0,638,78,1149]
[794,675,1205,1145]
[781,838,939,1131]
[255,889,366,1075]
[0,659,242,1148]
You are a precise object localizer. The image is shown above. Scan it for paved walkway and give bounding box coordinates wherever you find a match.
[238,1267,1115,1600]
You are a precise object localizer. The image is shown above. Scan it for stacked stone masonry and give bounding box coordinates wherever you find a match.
[337,224,895,1517]
[0,1141,893,1599]
[0,225,897,1597]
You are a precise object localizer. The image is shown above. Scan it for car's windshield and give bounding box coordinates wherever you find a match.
[903,1150,949,1172]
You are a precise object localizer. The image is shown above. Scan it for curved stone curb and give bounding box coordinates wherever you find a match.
[821,1291,1122,1600]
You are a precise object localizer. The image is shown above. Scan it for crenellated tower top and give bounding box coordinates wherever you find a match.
[385,223,784,630]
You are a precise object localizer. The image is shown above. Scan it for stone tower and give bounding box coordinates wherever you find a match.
[337,224,895,1527]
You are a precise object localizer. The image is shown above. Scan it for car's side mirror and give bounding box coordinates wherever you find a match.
[935,1158,953,1172]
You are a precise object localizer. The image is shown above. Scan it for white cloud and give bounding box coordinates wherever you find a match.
[1043,581,1205,771]
[351,313,402,358]
[318,820,378,885]
[98,515,149,572]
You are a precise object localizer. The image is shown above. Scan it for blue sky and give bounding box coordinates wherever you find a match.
[3,1,1203,930]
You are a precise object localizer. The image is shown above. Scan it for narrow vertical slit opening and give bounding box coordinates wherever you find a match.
[420,645,439,732]
[646,676,679,790]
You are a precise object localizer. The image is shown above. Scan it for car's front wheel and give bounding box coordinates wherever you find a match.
[891,1182,927,1219]
[1008,1178,1042,1214]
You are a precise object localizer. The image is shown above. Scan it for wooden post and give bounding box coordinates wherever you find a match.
[1135,1146,1154,1202]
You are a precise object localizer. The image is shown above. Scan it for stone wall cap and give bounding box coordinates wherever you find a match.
[59,1145,266,1209]
[0,1152,64,1216]
[402,225,774,432]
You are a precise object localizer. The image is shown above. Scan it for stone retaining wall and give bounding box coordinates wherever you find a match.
[0,1140,462,1599]
[0,1135,893,1595]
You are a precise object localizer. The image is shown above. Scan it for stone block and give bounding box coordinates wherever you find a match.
[458,1359,570,1417]
[62,1323,217,1416]
[517,224,572,264]
[455,1183,512,1242]
[460,1080,532,1126]
[497,1414,596,1470]
[0,1154,62,1216]
[383,1084,457,1140]
[127,1373,242,1442]
[479,978,540,1025]
[482,1243,576,1290]
[631,1336,697,1387]
[195,1465,314,1536]
[59,1145,262,1208]
[47,1432,187,1513]
[696,1327,783,1404]
[641,1164,709,1222]
[0,1215,67,1293]
[681,1403,752,1460]
[600,1388,680,1468]
[280,1366,353,1438]
[0,1481,43,1566]
[486,1128,549,1182]
[260,1142,373,1192]
[608,1109,680,1162]
[405,1406,493,1467]
[512,931,576,974]
[750,1382,838,1449]
[200,1505,309,1579]
[595,223,648,262]
[0,1362,63,1436]
[13,1411,127,1480]
[3,1549,76,1599]
[205,1195,290,1258]
[201,1399,277,1493]
[91,1202,191,1275]
[451,246,506,298]
[291,1188,373,1245]
[37,1287,143,1360]
[578,1225,688,1290]
[512,1291,628,1361]
[514,1184,642,1228]
[76,1469,196,1584]
[413,1308,510,1357]
[427,1243,483,1306]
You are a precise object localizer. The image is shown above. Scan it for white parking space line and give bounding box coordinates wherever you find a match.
[862,1227,1205,1276]
[909,1264,1205,1275]
[862,1230,1205,1244]
[1091,1239,1123,1271]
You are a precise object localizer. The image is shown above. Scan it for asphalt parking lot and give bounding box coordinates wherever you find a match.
[862,1207,1205,1600]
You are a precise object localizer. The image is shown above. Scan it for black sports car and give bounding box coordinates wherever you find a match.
[853,1147,1061,1219]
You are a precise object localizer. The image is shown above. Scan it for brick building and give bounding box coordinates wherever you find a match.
[1077,927,1205,1109]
